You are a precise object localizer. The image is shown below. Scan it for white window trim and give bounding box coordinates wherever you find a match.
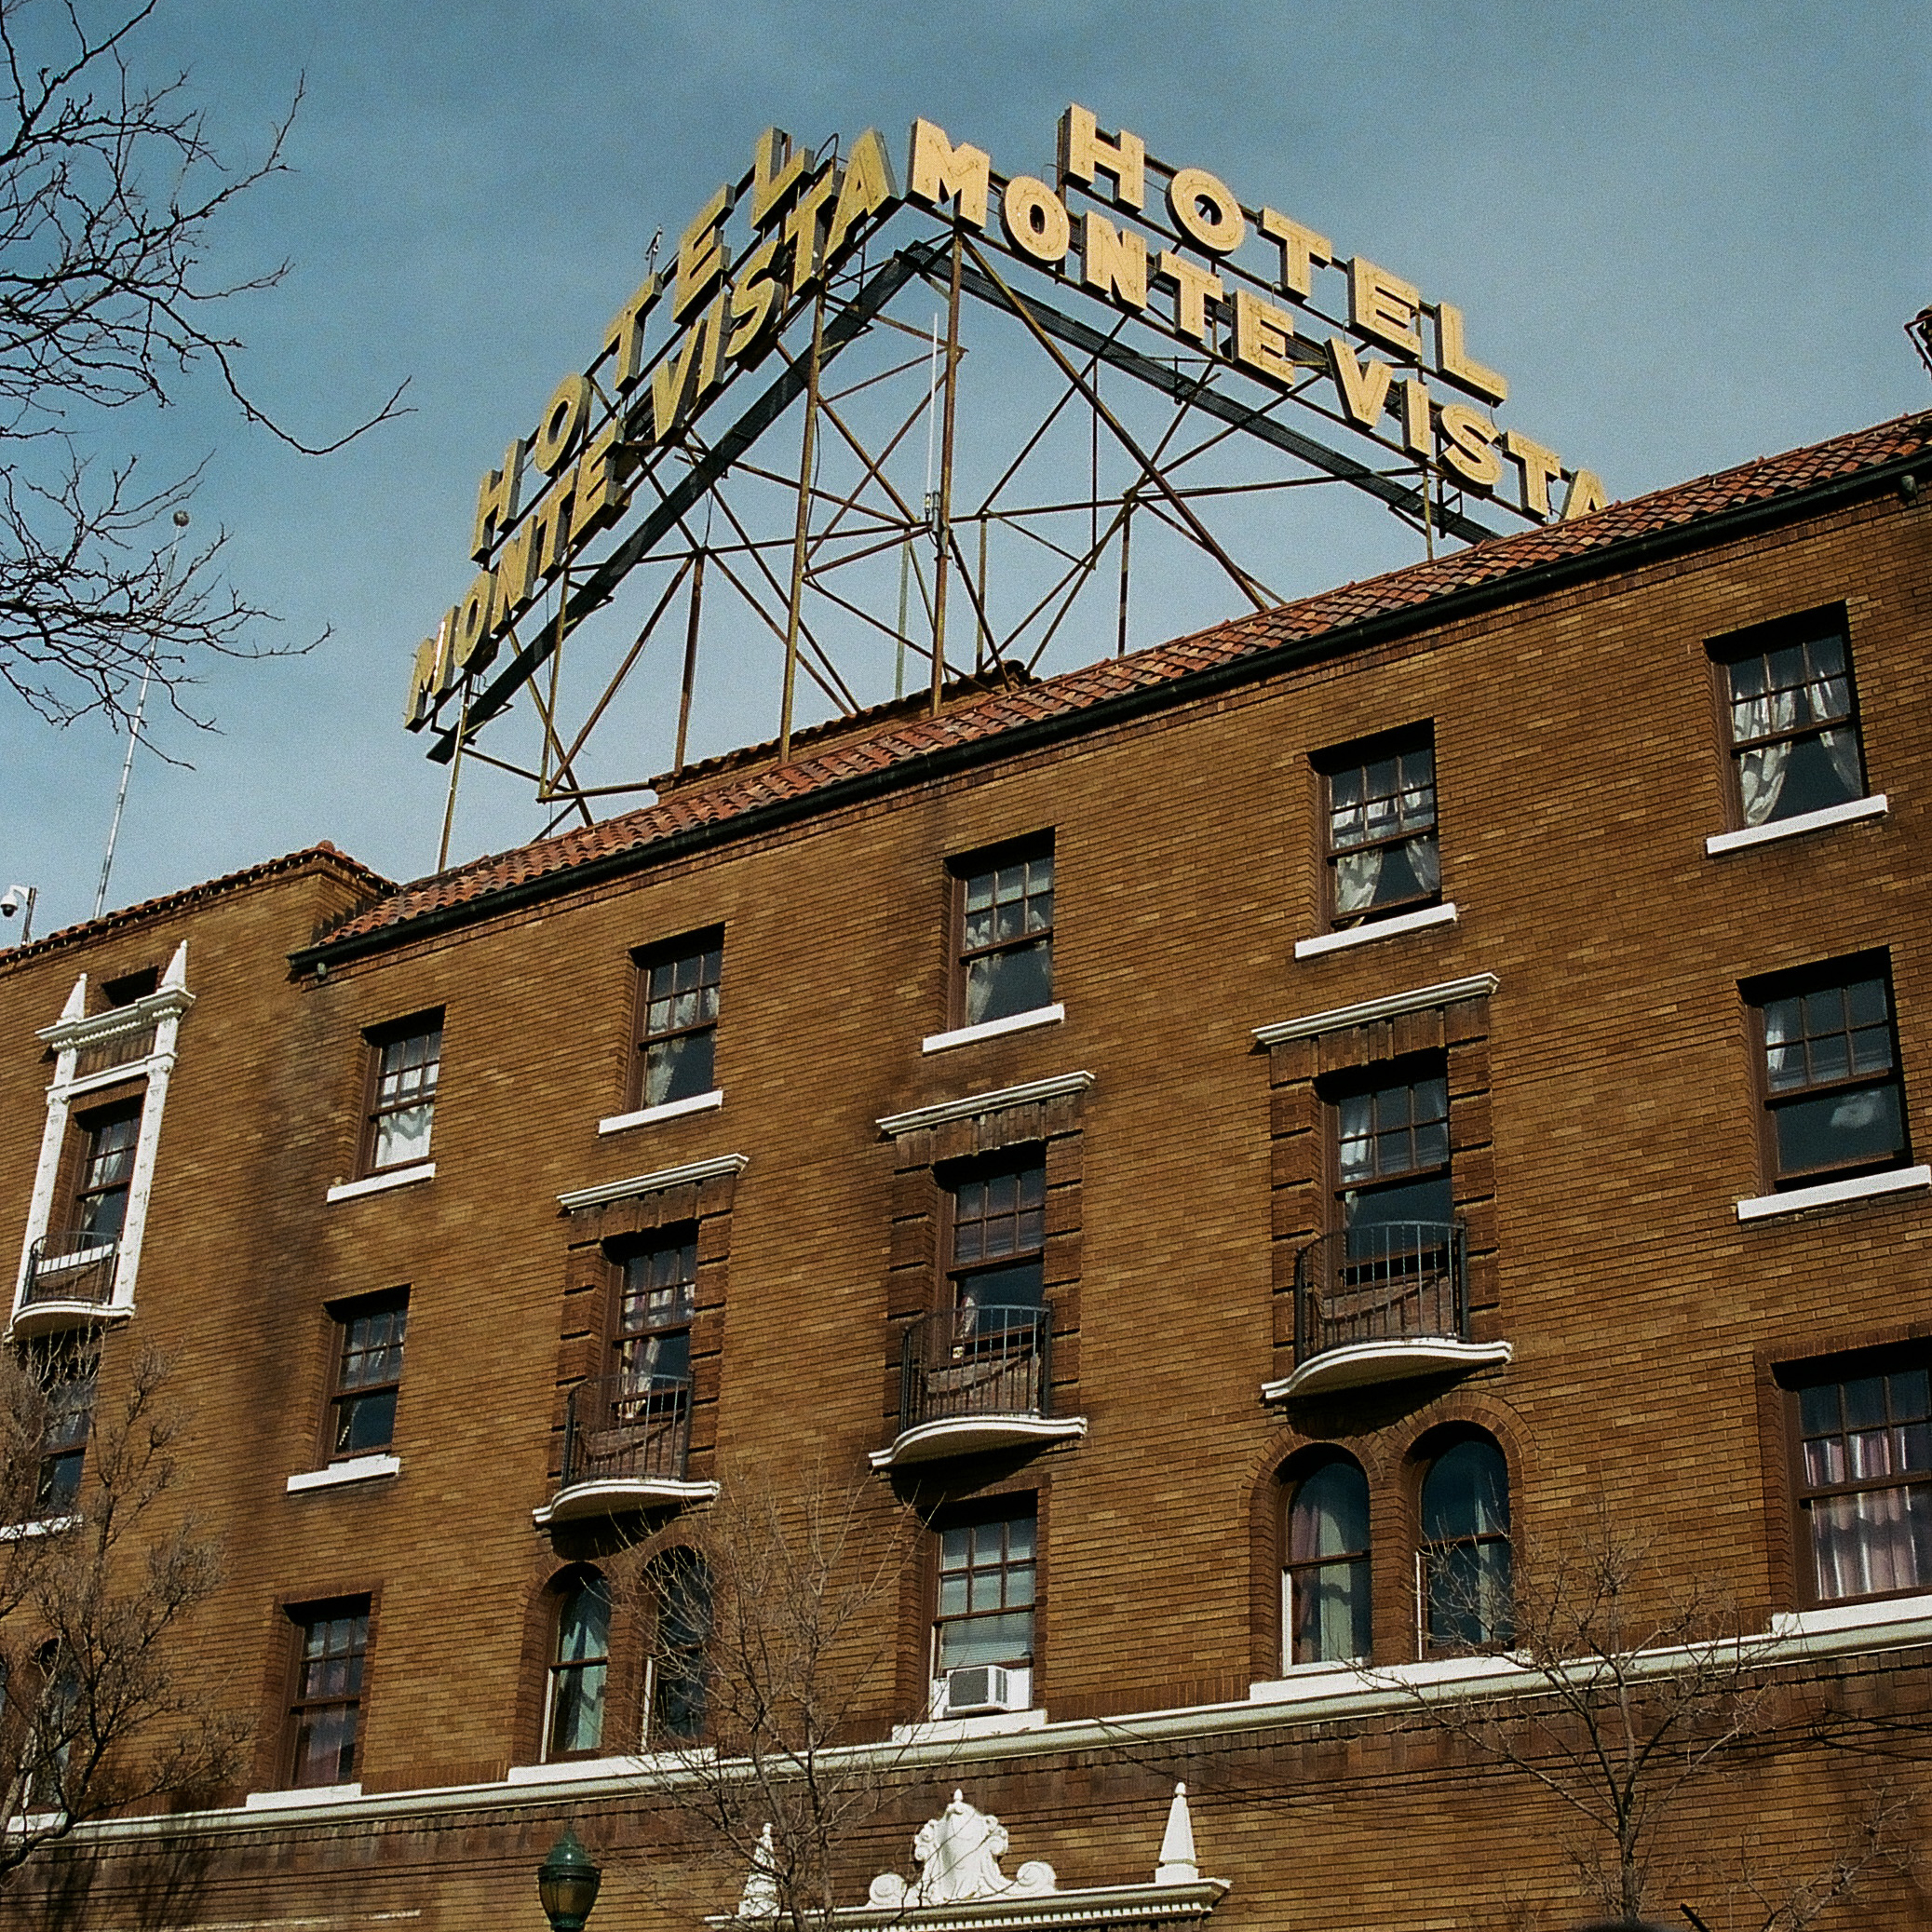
[243,1783,362,1812]
[326,1162,435,1205]
[1254,972,1499,1047]
[0,1516,78,1543]
[922,1004,1064,1056]
[877,1071,1094,1138]
[597,1088,723,1136]
[1706,791,1888,856]
[558,1151,748,1214]
[285,1453,401,1494]
[1736,1164,1932,1223]
[1293,900,1458,961]
[13,942,193,1332]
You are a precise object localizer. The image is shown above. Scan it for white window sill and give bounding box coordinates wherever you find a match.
[597,1089,723,1136]
[244,1783,362,1812]
[326,1161,435,1205]
[1770,1589,1932,1641]
[1736,1164,1932,1222]
[0,1516,77,1543]
[1293,901,1457,961]
[922,1005,1064,1055]
[6,1812,65,1836]
[286,1453,400,1494]
[1706,791,1888,856]
[505,1748,712,1787]
[890,1707,1048,1745]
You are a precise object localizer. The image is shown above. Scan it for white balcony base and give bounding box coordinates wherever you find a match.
[531,1475,720,1527]
[869,1413,1088,1470]
[7,1297,126,1341]
[1263,1337,1513,1401]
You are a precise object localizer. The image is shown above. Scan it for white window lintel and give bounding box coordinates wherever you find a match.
[1254,972,1500,1047]
[878,1071,1095,1138]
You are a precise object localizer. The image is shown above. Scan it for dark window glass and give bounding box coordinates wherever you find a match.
[288,1601,370,1787]
[1421,1438,1512,1651]
[1792,1361,1932,1604]
[1285,1457,1371,1666]
[647,1550,711,1742]
[547,1574,612,1758]
[1751,965,1906,1184]
[72,1101,141,1244]
[637,936,723,1109]
[100,967,158,1008]
[956,844,1054,1027]
[366,1019,441,1172]
[27,1339,96,1515]
[948,1155,1047,1313]
[331,1292,408,1459]
[1323,732,1439,927]
[1718,617,1864,827]
[617,1232,698,1391]
[935,1510,1036,1673]
[1333,1069,1452,1237]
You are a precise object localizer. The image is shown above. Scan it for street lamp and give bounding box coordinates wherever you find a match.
[536,1825,602,1930]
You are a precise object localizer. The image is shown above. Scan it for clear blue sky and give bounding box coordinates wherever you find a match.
[2,0,1926,939]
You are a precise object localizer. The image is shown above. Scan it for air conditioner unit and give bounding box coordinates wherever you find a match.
[943,1664,1025,1717]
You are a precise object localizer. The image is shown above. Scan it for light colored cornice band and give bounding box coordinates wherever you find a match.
[559,1152,749,1213]
[1252,973,1499,1047]
[877,1071,1095,1138]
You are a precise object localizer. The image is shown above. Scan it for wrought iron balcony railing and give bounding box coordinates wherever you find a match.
[897,1303,1052,1439]
[1293,1221,1467,1365]
[22,1230,119,1310]
[559,1371,693,1493]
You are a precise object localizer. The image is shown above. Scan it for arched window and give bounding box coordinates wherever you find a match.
[646,1549,711,1743]
[545,1573,611,1759]
[1420,1435,1512,1651]
[1283,1454,1371,1668]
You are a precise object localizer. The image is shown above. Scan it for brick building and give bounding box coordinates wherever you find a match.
[1,408,1930,1928]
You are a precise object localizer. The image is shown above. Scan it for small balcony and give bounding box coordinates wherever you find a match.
[870,1304,1087,1470]
[1263,1221,1512,1402]
[532,1371,717,1527]
[12,1231,120,1338]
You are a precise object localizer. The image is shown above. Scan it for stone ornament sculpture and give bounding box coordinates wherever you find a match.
[867,1790,1057,1908]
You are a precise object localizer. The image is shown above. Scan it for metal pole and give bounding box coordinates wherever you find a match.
[779,282,828,763]
[976,517,988,672]
[96,511,189,921]
[1115,497,1133,656]
[674,548,705,776]
[929,231,964,714]
[437,689,469,873]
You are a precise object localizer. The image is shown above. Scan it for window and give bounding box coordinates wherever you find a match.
[1283,1455,1371,1667]
[362,1014,441,1174]
[286,1598,371,1788]
[1319,727,1439,928]
[546,1573,612,1759]
[946,1154,1047,1315]
[99,966,158,1008]
[327,1291,408,1460]
[70,1100,141,1245]
[616,1230,697,1395]
[1746,959,1907,1186]
[644,1548,710,1742]
[1786,1353,1932,1606]
[952,838,1054,1027]
[25,1339,95,1515]
[1714,611,1865,828]
[635,932,723,1109]
[934,1506,1036,1679]
[1419,1436,1511,1652]
[1329,1062,1453,1289]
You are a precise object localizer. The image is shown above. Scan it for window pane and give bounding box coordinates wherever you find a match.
[1773,1085,1904,1177]
[334,1388,397,1456]
[1423,1439,1509,1542]
[938,1608,1032,1670]
[1290,1460,1370,1561]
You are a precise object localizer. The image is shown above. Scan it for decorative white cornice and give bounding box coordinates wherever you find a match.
[878,1073,1095,1139]
[37,942,194,1050]
[559,1153,749,1213]
[1252,972,1499,1047]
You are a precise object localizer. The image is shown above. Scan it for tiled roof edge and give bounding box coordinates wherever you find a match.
[2,844,394,974]
[290,413,1932,971]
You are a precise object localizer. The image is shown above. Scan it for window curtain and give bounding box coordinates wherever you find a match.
[1288,1463,1370,1664]
[1736,682,1796,825]
[1333,834,1438,915]
[1809,1484,1932,1601]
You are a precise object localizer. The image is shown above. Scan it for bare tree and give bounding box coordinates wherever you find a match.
[0,0,405,732]
[0,1338,243,1885]
[1373,1504,1915,1928]
[615,1469,933,1932]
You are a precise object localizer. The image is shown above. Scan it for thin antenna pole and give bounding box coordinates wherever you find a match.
[929,233,964,715]
[96,511,189,921]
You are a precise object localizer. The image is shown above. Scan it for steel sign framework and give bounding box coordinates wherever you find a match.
[408,112,1601,855]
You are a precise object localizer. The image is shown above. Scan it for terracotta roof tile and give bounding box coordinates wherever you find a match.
[307,409,1932,959]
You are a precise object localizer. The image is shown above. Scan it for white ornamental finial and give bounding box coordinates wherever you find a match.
[1155,1783,1198,1885]
[58,974,86,1024]
[739,1822,779,1918]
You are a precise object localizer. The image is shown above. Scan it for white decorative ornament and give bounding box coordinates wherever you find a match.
[739,1822,780,1918]
[869,1791,1057,1909]
[1154,1785,1197,1885]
